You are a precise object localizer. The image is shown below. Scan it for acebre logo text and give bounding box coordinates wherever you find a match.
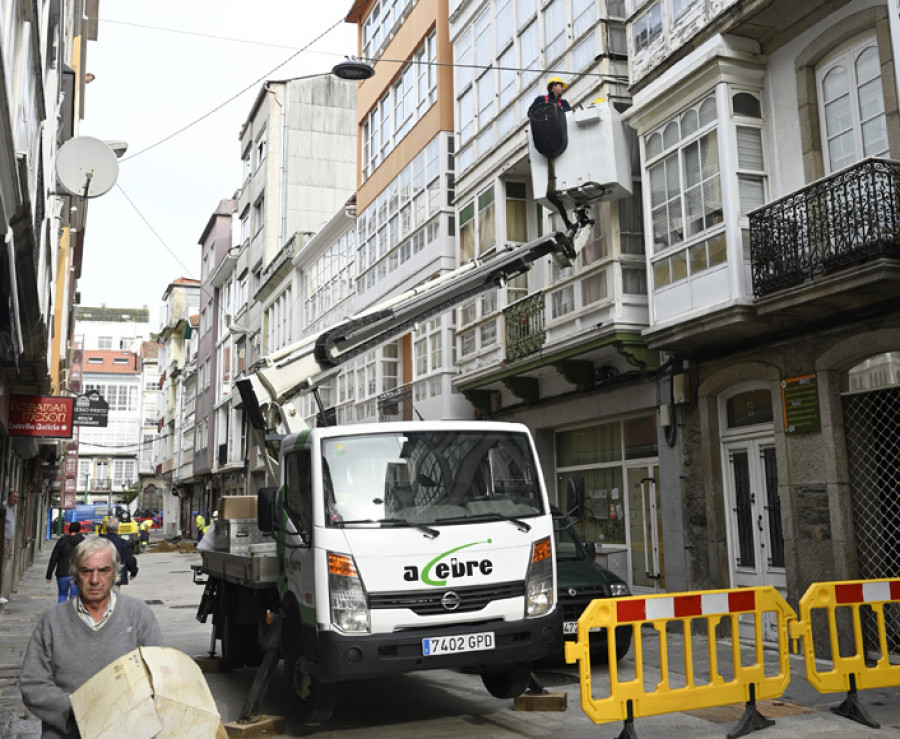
[403,540,493,586]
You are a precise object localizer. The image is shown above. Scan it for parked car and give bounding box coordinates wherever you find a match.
[553,512,632,662]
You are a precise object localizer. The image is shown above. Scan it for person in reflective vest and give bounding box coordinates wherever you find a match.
[194,512,207,541]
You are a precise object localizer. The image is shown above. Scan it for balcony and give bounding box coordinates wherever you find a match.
[377,383,413,422]
[751,158,900,319]
[257,231,305,302]
[456,289,656,414]
[504,293,545,361]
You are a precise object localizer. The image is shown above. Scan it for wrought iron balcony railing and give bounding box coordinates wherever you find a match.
[377,383,413,422]
[504,292,545,361]
[751,158,900,296]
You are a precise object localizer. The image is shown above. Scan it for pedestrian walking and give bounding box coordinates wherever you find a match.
[0,489,19,605]
[20,537,162,738]
[45,522,86,603]
[101,517,138,586]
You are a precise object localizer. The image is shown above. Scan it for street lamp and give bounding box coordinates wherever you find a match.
[331,59,375,80]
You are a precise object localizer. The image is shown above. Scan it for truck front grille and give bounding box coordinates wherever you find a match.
[369,581,525,615]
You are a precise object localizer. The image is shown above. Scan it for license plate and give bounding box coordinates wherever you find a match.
[422,631,495,656]
[564,621,578,634]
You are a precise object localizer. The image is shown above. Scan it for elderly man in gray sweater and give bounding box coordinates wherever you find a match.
[20,536,162,738]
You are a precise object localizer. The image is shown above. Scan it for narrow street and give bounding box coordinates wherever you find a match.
[1,538,899,738]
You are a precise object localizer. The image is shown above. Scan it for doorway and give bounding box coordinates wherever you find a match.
[723,437,786,642]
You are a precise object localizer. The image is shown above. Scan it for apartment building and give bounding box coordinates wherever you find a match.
[71,306,152,507]
[220,74,357,493]
[293,201,359,426]
[622,0,900,650]
[156,278,201,537]
[446,0,661,595]
[196,200,237,517]
[73,306,152,353]
[138,340,163,510]
[0,2,98,595]
[76,350,142,504]
[344,0,466,423]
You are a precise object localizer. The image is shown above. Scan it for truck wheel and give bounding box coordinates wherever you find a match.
[282,619,337,724]
[480,662,531,699]
[220,604,247,670]
[288,654,338,723]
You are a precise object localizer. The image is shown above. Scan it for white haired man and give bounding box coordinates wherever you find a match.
[20,537,162,738]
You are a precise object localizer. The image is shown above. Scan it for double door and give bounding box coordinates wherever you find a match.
[724,438,786,642]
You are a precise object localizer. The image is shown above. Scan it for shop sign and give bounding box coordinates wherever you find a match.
[9,395,74,438]
[73,391,109,427]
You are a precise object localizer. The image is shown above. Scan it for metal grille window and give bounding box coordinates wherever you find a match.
[842,353,900,655]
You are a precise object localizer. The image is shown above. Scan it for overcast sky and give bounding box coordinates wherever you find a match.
[77,2,357,325]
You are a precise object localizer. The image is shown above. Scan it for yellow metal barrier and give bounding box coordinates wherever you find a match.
[565,587,795,735]
[789,577,900,727]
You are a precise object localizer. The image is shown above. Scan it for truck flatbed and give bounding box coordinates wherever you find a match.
[200,550,279,590]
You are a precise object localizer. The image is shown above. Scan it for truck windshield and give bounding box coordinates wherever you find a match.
[321,429,544,527]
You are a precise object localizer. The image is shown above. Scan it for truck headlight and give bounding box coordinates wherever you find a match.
[328,551,370,633]
[525,536,554,617]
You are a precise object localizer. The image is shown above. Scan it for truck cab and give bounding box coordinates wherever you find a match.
[255,420,562,719]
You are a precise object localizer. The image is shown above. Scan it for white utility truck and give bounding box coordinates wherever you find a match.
[195,99,632,723]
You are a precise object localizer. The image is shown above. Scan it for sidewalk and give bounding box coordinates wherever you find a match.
[0,542,53,737]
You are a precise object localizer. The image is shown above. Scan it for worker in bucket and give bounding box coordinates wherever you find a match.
[530,76,571,112]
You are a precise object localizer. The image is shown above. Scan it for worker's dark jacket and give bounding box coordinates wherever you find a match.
[102,532,138,585]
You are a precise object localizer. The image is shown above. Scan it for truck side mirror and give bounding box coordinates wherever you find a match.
[257,487,279,533]
[566,477,585,519]
[583,540,596,560]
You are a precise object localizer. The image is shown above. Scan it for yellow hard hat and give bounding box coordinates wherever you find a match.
[547,76,567,90]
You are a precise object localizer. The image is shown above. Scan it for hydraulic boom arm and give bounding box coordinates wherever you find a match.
[236,224,588,436]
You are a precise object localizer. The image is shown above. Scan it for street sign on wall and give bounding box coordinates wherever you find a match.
[9,395,74,438]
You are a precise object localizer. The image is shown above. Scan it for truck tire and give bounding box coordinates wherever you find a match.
[480,662,531,699]
[282,615,338,723]
[289,658,338,723]
[219,604,246,671]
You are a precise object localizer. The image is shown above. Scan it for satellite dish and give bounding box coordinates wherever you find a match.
[56,136,119,198]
